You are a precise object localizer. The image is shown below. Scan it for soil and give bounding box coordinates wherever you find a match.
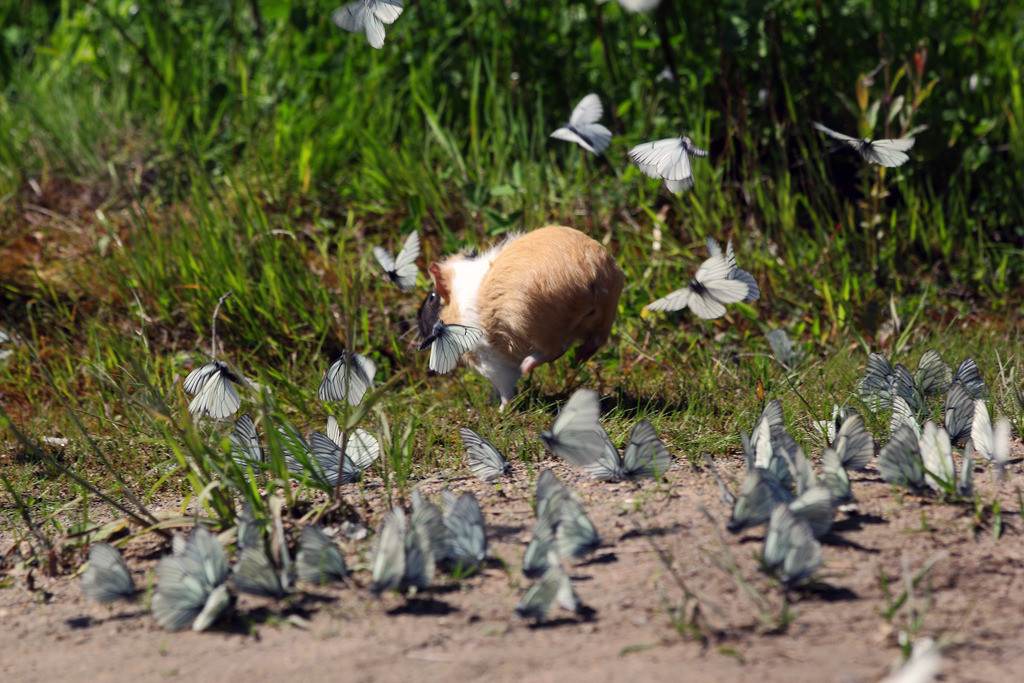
[3,448,1024,683]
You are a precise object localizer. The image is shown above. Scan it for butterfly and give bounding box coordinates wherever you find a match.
[820,446,854,507]
[411,489,452,564]
[762,503,822,587]
[628,135,709,193]
[971,399,1011,479]
[539,389,611,470]
[81,542,138,604]
[236,501,263,552]
[229,414,264,466]
[952,358,988,398]
[889,395,922,439]
[419,321,483,374]
[307,419,381,486]
[944,383,975,444]
[373,231,419,292]
[296,525,349,585]
[152,526,232,631]
[706,236,760,303]
[644,250,750,319]
[914,349,952,398]
[556,493,602,560]
[919,421,955,492]
[726,468,794,533]
[766,328,803,369]
[605,0,663,12]
[811,122,915,167]
[331,0,404,49]
[319,350,376,406]
[443,492,488,575]
[233,545,288,599]
[832,413,875,470]
[957,449,975,498]
[459,427,512,482]
[550,93,613,154]
[515,559,583,623]
[370,507,436,595]
[183,360,245,420]
[877,424,926,491]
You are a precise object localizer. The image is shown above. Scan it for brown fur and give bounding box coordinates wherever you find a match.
[431,226,623,368]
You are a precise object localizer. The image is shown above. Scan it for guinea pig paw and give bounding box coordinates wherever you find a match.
[519,354,544,374]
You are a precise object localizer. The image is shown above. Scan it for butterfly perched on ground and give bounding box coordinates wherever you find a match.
[762,503,822,587]
[919,421,955,493]
[370,507,436,596]
[373,231,419,292]
[81,542,138,604]
[971,399,1011,479]
[943,382,974,444]
[419,321,483,374]
[183,360,246,420]
[877,424,926,491]
[233,545,289,599]
[812,122,915,167]
[643,246,752,320]
[307,418,381,486]
[766,328,803,369]
[515,559,583,623]
[443,492,488,575]
[152,527,232,631]
[459,427,512,482]
[331,0,404,49]
[628,135,709,193]
[550,93,613,154]
[319,350,376,406]
[296,525,349,585]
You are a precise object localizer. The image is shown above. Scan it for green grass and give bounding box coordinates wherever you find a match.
[1,1,1024,559]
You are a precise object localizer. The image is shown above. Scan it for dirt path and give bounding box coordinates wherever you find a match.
[3,454,1024,682]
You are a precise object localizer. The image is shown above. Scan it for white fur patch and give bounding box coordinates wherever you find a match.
[445,236,519,329]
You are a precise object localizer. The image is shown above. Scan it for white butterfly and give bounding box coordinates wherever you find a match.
[762,503,822,587]
[766,329,803,369]
[540,388,614,468]
[419,321,483,374]
[952,358,988,398]
[644,250,750,319]
[833,413,875,470]
[523,470,567,577]
[152,527,231,632]
[234,545,288,599]
[628,135,709,193]
[890,395,922,439]
[373,231,419,292]
[331,0,404,50]
[370,507,435,595]
[821,447,853,507]
[971,400,1011,479]
[411,489,452,564]
[857,353,897,412]
[183,360,246,420]
[914,349,952,397]
[81,542,137,604]
[877,424,926,491]
[555,493,601,560]
[229,414,264,466]
[812,122,915,167]
[318,350,376,406]
[919,421,954,492]
[443,492,488,574]
[604,0,662,13]
[296,525,348,585]
[726,467,794,533]
[706,236,759,302]
[515,559,582,623]
[307,419,381,486]
[550,93,613,154]
[459,427,512,482]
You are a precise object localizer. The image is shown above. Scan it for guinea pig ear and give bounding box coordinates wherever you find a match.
[429,263,451,301]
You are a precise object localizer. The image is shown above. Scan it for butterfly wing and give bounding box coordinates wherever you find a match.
[971,399,995,462]
[82,542,136,604]
[444,493,487,573]
[346,427,381,473]
[821,447,853,506]
[427,323,483,374]
[915,349,951,397]
[878,424,925,490]
[370,0,404,24]
[373,245,396,273]
[183,362,221,395]
[919,421,954,492]
[889,395,921,439]
[370,508,407,594]
[834,413,874,470]
[296,525,348,585]
[567,94,611,153]
[555,494,601,561]
[391,231,420,291]
[188,367,241,420]
[460,426,511,482]
[233,546,286,599]
[229,414,263,465]
[726,468,794,533]
[628,138,684,178]
[644,287,693,314]
[621,420,672,478]
[943,383,974,444]
[787,485,834,539]
[953,358,989,398]
[319,351,376,405]
[862,137,915,167]
[858,353,895,412]
[812,121,860,145]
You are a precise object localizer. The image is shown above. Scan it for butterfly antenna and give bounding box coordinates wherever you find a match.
[210,290,234,361]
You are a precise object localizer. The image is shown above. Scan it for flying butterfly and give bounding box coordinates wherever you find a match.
[296,525,349,585]
[319,350,376,406]
[600,0,662,13]
[183,360,246,420]
[726,467,794,534]
[308,422,381,486]
[643,249,751,320]
[539,388,613,470]
[459,426,512,482]
[706,236,760,303]
[81,542,138,604]
[762,503,822,587]
[419,321,483,374]
[628,135,709,193]
[373,231,420,292]
[152,526,231,632]
[811,121,915,167]
[331,0,404,49]
[550,93,613,154]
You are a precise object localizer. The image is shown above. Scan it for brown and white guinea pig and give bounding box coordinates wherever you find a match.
[417,225,624,408]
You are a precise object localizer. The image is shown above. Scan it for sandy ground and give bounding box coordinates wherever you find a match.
[3,448,1024,683]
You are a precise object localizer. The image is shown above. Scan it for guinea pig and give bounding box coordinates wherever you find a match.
[418,225,623,408]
